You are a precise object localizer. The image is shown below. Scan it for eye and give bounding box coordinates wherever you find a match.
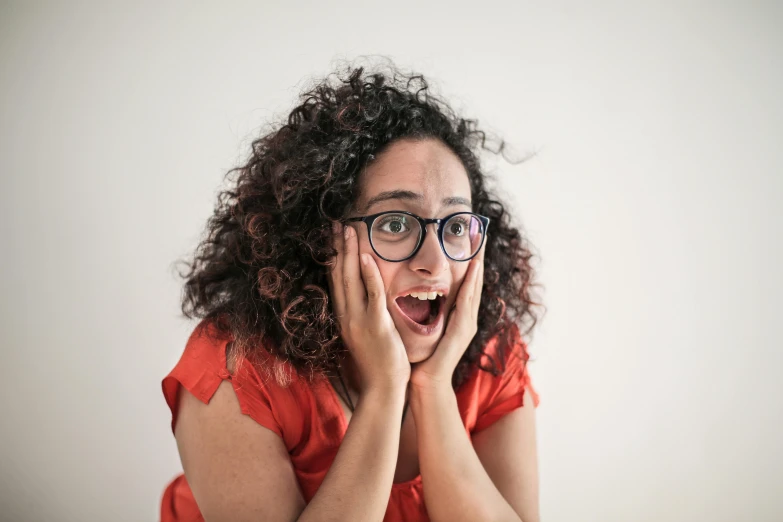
[377,215,410,234]
[446,217,470,236]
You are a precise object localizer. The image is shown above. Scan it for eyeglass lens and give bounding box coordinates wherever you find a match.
[370,213,484,261]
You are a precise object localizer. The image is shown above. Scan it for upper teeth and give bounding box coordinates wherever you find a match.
[407,291,443,300]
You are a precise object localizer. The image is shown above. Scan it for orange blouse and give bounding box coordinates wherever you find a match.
[160,320,539,522]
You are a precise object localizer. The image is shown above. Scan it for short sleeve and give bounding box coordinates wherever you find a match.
[473,326,540,433]
[162,320,283,438]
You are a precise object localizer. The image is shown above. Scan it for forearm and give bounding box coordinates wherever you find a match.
[298,385,405,522]
[411,384,521,522]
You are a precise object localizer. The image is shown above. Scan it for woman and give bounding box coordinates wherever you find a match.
[161,61,543,522]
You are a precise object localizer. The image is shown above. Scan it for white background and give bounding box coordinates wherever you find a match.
[1,2,781,521]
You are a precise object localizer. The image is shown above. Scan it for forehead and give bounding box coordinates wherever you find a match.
[357,138,472,212]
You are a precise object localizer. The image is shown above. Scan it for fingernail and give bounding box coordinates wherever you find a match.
[361,253,368,266]
[344,225,351,240]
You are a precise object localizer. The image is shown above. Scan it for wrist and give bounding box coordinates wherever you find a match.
[361,379,408,402]
[410,367,453,393]
[409,378,455,419]
[410,374,453,396]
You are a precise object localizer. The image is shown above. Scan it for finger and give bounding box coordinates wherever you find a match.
[359,253,388,316]
[328,221,346,317]
[456,255,479,311]
[443,259,479,349]
[438,296,468,359]
[471,245,486,318]
[342,224,366,315]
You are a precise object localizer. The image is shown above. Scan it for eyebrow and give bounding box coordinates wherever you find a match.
[363,190,472,211]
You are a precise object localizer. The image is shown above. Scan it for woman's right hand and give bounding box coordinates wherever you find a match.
[328,222,410,393]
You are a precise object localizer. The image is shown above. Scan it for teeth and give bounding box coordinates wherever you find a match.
[406,291,441,300]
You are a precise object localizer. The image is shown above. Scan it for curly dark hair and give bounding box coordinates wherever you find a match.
[174,58,545,389]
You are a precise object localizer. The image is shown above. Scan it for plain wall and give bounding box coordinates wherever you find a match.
[1,2,781,521]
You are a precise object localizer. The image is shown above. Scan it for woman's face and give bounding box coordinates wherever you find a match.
[350,137,474,363]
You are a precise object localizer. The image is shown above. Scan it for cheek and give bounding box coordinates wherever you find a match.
[358,236,373,256]
[448,264,470,302]
[358,238,397,292]
[375,260,400,293]
[452,264,470,287]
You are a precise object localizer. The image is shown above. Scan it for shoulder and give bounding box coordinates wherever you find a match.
[163,318,317,440]
[459,324,540,432]
[172,318,309,390]
[477,323,532,378]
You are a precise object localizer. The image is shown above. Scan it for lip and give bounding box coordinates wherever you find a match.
[392,288,448,336]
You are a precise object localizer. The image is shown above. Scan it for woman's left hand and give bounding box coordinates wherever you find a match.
[410,242,486,391]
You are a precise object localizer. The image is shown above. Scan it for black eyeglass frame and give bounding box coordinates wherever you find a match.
[346,210,490,263]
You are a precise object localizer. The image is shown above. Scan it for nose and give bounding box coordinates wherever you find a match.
[408,223,449,275]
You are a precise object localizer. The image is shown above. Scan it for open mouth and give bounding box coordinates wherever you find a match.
[394,293,445,326]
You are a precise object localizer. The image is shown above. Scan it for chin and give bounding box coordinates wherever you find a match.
[400,334,438,363]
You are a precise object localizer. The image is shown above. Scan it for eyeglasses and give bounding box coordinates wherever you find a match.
[346,210,490,262]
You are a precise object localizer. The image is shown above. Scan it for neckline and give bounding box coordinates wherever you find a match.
[321,375,423,489]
